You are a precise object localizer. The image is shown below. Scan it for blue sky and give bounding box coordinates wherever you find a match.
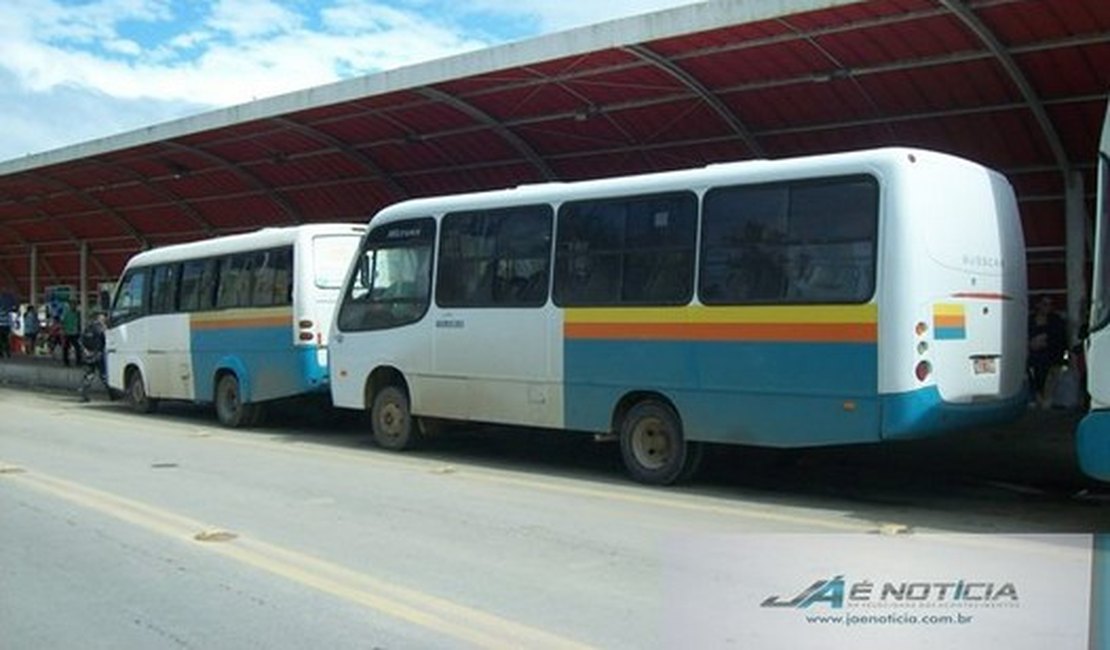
[0,0,701,163]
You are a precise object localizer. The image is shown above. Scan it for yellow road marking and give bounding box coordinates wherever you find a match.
[2,463,593,650]
[212,434,878,532]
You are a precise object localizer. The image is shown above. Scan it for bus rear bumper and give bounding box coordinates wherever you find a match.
[1078,411,1110,482]
[880,386,1027,440]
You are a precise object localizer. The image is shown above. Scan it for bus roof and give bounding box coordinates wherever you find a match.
[370,147,993,221]
[124,223,366,269]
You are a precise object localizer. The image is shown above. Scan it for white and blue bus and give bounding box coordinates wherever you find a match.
[107,224,365,427]
[329,148,1027,484]
[1078,103,1110,481]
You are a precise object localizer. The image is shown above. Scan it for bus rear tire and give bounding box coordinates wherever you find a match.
[619,400,702,485]
[371,386,416,451]
[126,369,158,414]
[215,373,259,429]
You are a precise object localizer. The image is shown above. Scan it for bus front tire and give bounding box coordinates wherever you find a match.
[126,369,158,414]
[215,374,260,428]
[371,386,416,451]
[619,400,702,485]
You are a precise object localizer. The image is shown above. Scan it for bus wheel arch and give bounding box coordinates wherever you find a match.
[614,392,703,485]
[213,369,263,428]
[365,367,417,451]
[124,364,158,414]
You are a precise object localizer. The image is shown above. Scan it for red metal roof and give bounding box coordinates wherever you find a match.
[0,0,1106,298]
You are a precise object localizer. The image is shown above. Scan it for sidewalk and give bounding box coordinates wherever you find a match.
[0,352,88,393]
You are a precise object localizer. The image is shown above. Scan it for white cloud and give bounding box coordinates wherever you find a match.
[0,0,703,162]
[0,68,204,161]
[460,0,704,31]
[206,0,304,39]
[0,1,489,108]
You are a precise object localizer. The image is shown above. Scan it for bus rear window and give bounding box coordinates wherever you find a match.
[314,235,362,289]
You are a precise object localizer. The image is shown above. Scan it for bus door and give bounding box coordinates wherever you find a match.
[107,267,150,391]
[145,263,193,399]
[430,207,557,428]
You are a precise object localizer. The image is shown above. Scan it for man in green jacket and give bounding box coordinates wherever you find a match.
[60,301,81,366]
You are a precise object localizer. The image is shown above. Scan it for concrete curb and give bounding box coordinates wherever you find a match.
[0,358,87,393]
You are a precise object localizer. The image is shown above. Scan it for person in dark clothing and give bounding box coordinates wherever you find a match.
[0,306,10,358]
[1028,295,1067,406]
[22,304,40,355]
[78,312,109,402]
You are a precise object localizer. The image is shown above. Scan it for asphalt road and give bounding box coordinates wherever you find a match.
[1,387,1107,649]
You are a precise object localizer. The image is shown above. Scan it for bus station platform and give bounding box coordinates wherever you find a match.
[0,352,88,395]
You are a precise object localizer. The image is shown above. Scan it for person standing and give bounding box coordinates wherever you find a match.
[78,311,109,402]
[60,301,80,366]
[22,304,40,356]
[1028,295,1067,406]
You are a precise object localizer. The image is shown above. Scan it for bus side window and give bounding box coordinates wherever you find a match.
[275,247,293,305]
[217,254,254,309]
[437,205,552,308]
[700,176,877,305]
[149,264,180,315]
[555,192,695,306]
[179,258,218,312]
[251,247,291,307]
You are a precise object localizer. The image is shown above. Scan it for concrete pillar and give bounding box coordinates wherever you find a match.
[29,244,38,308]
[79,241,89,332]
[1065,171,1088,346]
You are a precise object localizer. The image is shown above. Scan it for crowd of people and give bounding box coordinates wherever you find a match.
[3,302,70,360]
[2,301,110,400]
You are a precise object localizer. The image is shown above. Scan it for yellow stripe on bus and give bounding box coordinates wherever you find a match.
[564,304,877,325]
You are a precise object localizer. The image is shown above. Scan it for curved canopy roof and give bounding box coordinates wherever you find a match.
[0,0,1105,299]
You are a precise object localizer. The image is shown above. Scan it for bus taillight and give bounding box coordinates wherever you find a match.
[915,360,933,382]
[298,319,313,329]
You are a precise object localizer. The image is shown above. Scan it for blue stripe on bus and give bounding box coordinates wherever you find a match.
[563,339,881,446]
[879,386,1026,439]
[934,327,967,340]
[191,326,327,404]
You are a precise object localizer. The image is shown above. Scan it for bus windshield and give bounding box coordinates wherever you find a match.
[336,218,435,332]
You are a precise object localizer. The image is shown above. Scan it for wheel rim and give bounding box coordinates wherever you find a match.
[220,380,240,418]
[130,376,144,404]
[377,400,405,442]
[630,416,672,470]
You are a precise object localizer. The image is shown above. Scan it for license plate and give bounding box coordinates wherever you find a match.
[972,357,997,375]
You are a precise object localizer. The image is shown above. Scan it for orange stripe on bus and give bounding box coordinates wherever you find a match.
[932,315,965,328]
[564,321,877,343]
[191,316,291,330]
